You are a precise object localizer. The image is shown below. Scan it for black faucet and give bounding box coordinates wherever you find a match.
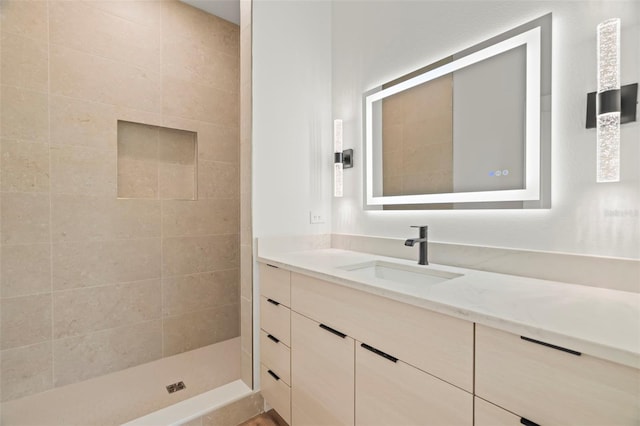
[404,225,428,265]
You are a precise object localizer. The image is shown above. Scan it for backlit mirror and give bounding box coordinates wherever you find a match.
[364,14,551,209]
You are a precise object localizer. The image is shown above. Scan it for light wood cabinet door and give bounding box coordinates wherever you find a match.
[474,398,521,426]
[260,330,291,386]
[261,364,291,425]
[260,296,290,346]
[259,263,291,307]
[476,324,640,426]
[291,272,473,391]
[355,341,472,426]
[291,312,355,426]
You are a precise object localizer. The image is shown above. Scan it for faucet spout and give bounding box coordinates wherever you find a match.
[404,238,426,247]
[407,226,429,265]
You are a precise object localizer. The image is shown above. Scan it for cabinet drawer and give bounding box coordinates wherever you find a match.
[291,312,355,426]
[259,263,291,307]
[474,398,521,426]
[355,341,472,426]
[476,325,640,426]
[291,273,473,391]
[260,296,290,346]
[261,364,291,425]
[260,330,291,386]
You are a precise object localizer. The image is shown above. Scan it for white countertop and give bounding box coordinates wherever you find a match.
[257,248,640,369]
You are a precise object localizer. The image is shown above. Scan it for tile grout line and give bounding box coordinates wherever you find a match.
[160,1,165,359]
[47,0,55,391]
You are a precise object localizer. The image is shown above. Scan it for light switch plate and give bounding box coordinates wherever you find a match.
[309,211,325,224]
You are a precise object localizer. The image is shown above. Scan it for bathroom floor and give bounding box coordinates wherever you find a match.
[240,409,287,426]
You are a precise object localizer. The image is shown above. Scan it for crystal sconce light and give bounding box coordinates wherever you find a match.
[334,119,353,197]
[586,18,637,183]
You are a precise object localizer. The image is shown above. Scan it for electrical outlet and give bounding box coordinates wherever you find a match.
[310,211,325,224]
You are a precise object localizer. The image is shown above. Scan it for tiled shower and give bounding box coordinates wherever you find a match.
[0,0,242,408]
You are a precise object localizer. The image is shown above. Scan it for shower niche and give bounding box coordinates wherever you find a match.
[117,120,197,200]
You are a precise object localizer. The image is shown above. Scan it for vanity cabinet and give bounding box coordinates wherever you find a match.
[259,263,292,424]
[474,397,521,426]
[290,272,474,392]
[285,269,472,425]
[476,324,640,426]
[259,260,640,426]
[291,312,355,426]
[355,341,472,425]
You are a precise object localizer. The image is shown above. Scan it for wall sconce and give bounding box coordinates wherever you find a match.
[585,18,638,183]
[334,119,353,197]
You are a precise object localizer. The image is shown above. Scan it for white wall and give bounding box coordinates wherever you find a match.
[252,0,333,239]
[332,1,640,259]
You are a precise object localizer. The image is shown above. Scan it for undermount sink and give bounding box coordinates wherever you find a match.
[338,260,463,286]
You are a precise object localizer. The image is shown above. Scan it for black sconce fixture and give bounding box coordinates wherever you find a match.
[585,83,637,129]
[334,119,353,197]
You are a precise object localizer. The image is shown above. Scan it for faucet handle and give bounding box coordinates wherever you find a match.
[410,225,428,229]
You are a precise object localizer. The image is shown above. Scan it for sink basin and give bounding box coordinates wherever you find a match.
[338,260,462,286]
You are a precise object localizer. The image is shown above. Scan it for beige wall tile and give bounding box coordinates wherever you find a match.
[159,127,196,165]
[158,163,195,200]
[53,320,162,387]
[1,140,50,192]
[51,195,160,242]
[402,141,452,176]
[50,96,117,150]
[117,158,159,199]
[52,239,161,290]
[240,348,252,388]
[403,117,452,148]
[240,244,252,299]
[162,1,237,55]
[162,117,238,164]
[0,85,48,142]
[202,393,263,426]
[163,35,239,93]
[50,44,161,113]
[240,296,252,355]
[86,0,163,28]
[0,32,48,91]
[208,18,240,58]
[163,234,239,276]
[1,342,53,402]
[240,196,251,246]
[163,76,238,126]
[1,192,50,245]
[162,269,239,317]
[1,243,51,298]
[402,171,453,195]
[162,199,239,238]
[1,294,51,350]
[0,0,48,41]
[49,0,161,71]
[53,279,161,339]
[50,145,117,196]
[197,161,239,199]
[117,120,159,161]
[162,304,239,356]
[403,75,452,125]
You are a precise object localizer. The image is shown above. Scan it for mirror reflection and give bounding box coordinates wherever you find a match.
[364,14,551,209]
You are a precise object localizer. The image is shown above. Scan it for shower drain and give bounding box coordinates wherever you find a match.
[166,381,186,394]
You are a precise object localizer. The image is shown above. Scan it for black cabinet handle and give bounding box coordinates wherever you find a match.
[520,417,540,426]
[361,343,398,363]
[266,264,278,269]
[520,336,581,356]
[319,323,347,339]
[266,298,280,306]
[267,370,280,381]
[267,334,280,343]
